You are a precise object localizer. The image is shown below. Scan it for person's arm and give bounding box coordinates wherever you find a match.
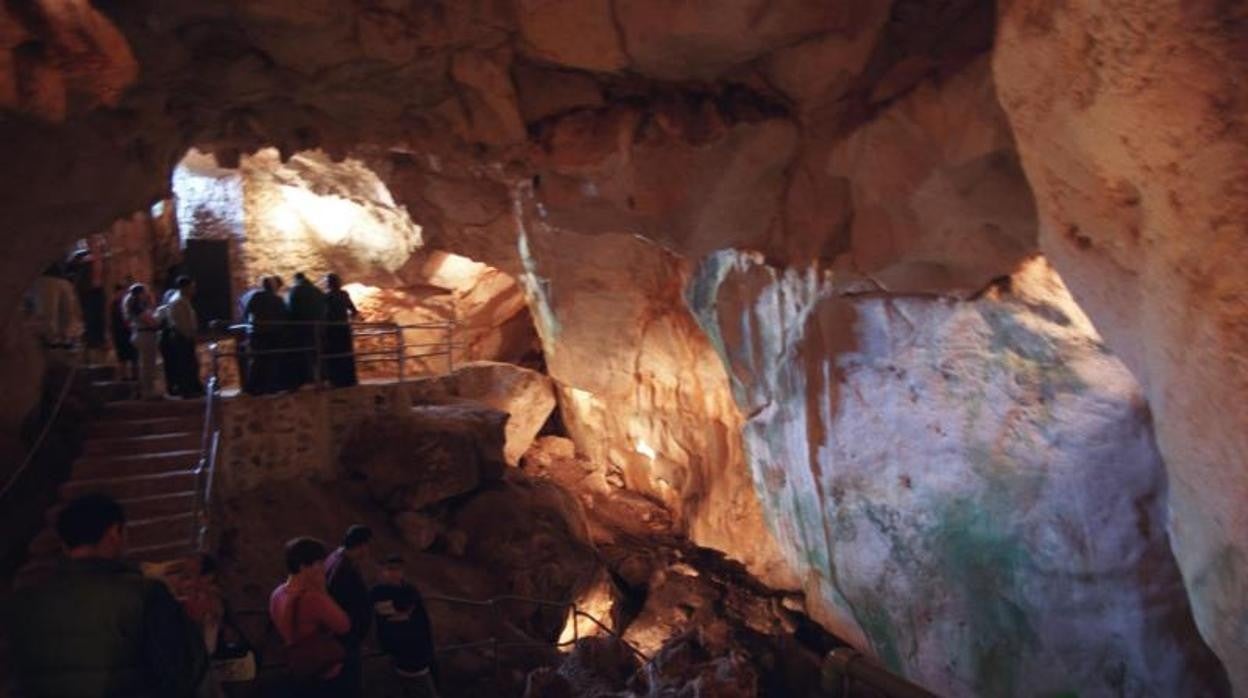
[344,292,358,318]
[140,580,209,697]
[312,591,352,636]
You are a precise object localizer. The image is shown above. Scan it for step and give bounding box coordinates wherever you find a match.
[46,490,199,525]
[99,399,205,420]
[89,380,137,402]
[84,432,200,457]
[60,469,198,502]
[72,449,201,481]
[28,511,197,557]
[81,364,118,383]
[88,416,201,439]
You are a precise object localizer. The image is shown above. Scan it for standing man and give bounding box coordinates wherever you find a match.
[159,276,204,398]
[370,555,439,696]
[241,276,288,394]
[325,524,374,698]
[286,272,327,388]
[5,494,210,697]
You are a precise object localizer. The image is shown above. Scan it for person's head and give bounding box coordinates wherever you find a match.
[325,273,342,292]
[176,275,195,297]
[380,554,406,585]
[56,494,126,559]
[284,537,329,583]
[342,524,373,561]
[269,275,285,291]
[293,272,309,285]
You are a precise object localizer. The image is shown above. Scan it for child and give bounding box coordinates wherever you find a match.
[369,555,439,697]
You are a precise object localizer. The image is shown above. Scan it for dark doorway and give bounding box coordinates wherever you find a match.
[184,239,232,327]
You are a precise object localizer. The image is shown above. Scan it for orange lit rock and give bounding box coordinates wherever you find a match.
[995,3,1248,690]
[826,58,1037,295]
[410,361,557,466]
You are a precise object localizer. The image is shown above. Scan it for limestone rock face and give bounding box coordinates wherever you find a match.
[453,475,599,638]
[533,111,798,260]
[613,1,859,81]
[410,361,557,466]
[0,1,1244,692]
[689,254,1226,695]
[340,405,507,512]
[826,58,1037,295]
[993,4,1248,689]
[515,221,797,592]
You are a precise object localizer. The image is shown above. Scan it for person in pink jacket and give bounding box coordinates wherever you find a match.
[269,538,351,696]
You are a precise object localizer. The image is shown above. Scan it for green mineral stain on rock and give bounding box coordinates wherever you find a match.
[856,595,904,673]
[931,500,1039,696]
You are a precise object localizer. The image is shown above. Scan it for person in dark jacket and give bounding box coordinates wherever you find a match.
[5,494,210,698]
[324,524,373,698]
[110,281,138,382]
[285,272,327,389]
[370,555,439,696]
[241,276,289,395]
[322,273,360,387]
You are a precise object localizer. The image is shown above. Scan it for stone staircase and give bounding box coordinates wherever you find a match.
[15,371,206,587]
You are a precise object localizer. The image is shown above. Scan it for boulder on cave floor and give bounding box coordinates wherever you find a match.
[339,403,507,511]
[410,361,557,465]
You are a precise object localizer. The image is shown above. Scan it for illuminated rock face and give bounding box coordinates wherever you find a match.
[0,1,1242,693]
[172,148,536,368]
[690,255,1226,695]
[994,3,1248,690]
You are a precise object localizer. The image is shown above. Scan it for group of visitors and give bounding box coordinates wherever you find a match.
[238,272,360,395]
[120,274,205,400]
[5,496,439,698]
[271,526,438,697]
[26,240,110,353]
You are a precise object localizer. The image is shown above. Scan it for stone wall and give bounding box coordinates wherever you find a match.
[217,381,413,493]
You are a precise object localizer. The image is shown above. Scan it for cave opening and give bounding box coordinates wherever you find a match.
[1,2,1245,698]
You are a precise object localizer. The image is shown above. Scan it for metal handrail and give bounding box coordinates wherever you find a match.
[230,590,648,675]
[0,362,79,503]
[208,319,459,388]
[421,593,646,663]
[190,375,220,552]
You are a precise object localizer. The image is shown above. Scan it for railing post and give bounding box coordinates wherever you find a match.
[209,342,220,388]
[396,325,405,384]
[447,311,455,375]
[313,320,323,389]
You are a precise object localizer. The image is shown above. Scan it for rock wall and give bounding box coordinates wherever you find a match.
[0,1,1244,693]
[218,381,412,492]
[994,3,1248,690]
[513,215,797,591]
[690,254,1225,695]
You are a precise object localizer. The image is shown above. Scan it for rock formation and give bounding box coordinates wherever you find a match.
[410,361,557,465]
[1,1,1243,694]
[993,6,1248,690]
[690,254,1225,694]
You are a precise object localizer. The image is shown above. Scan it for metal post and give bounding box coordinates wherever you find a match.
[313,320,323,389]
[396,325,405,384]
[209,342,220,387]
[447,310,456,374]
